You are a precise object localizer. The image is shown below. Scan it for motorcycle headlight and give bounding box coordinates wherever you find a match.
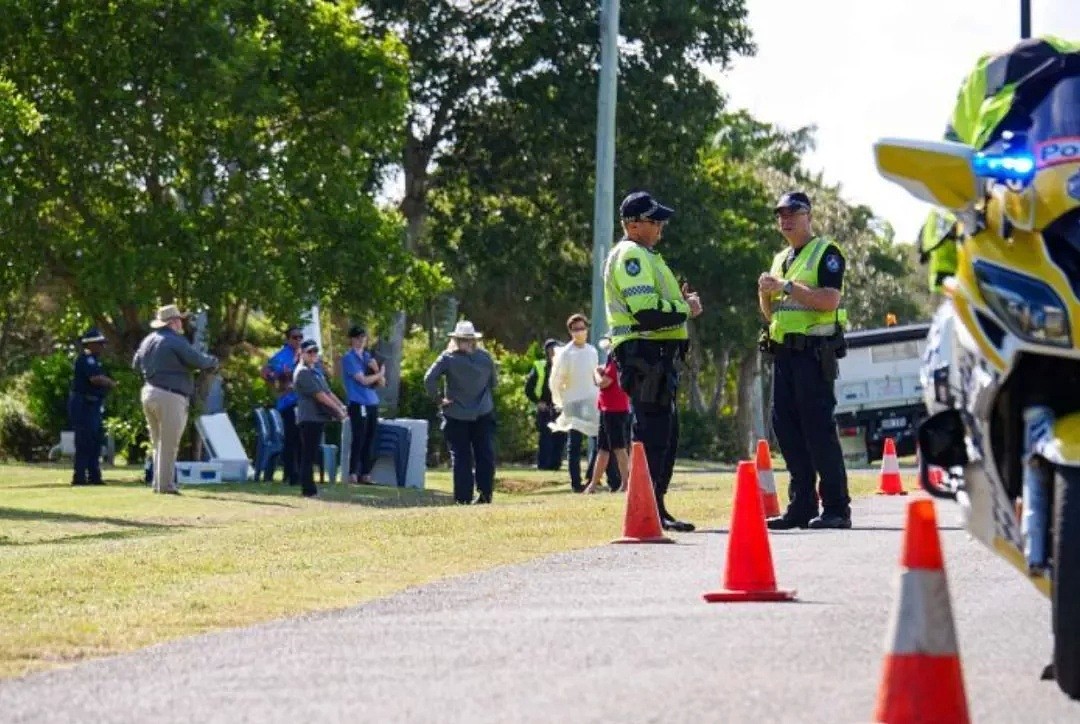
[973,261,1071,346]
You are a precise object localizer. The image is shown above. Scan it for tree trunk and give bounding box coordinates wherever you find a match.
[735,348,767,460]
[686,325,706,414]
[708,345,732,416]
[383,132,431,415]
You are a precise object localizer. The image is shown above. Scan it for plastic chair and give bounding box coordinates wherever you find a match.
[376,423,411,487]
[253,407,282,481]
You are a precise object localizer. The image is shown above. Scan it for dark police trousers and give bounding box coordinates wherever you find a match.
[771,346,851,520]
[68,395,103,484]
[614,340,682,514]
[535,406,566,471]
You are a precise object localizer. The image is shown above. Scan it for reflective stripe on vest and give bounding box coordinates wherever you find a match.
[604,239,688,349]
[768,237,848,343]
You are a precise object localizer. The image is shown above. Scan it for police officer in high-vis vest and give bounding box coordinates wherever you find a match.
[917,208,959,296]
[604,191,703,532]
[69,327,117,486]
[524,338,566,470]
[758,192,852,530]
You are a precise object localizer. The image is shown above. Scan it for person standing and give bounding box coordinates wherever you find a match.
[603,191,703,532]
[548,314,600,492]
[423,321,498,505]
[262,327,303,485]
[68,328,117,486]
[524,338,566,471]
[583,345,630,494]
[758,191,852,530]
[132,304,218,495]
[341,325,384,484]
[294,340,348,499]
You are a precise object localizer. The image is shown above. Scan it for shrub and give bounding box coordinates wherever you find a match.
[23,351,72,442]
[0,390,52,462]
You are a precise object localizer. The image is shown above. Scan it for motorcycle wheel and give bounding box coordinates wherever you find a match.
[1053,465,1080,699]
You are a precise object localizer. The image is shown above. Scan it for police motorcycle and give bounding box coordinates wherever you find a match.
[874,63,1080,699]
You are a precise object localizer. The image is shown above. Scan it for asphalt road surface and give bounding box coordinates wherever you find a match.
[2,496,1078,723]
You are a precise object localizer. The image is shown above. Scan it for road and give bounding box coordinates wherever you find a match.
[2,495,1078,723]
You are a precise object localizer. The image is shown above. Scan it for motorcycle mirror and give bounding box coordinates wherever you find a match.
[874,138,980,211]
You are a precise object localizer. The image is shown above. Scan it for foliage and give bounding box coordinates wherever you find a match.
[0,0,439,360]
[23,353,74,443]
[0,390,51,462]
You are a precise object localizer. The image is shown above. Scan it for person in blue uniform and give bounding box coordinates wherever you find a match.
[262,327,303,484]
[69,328,117,486]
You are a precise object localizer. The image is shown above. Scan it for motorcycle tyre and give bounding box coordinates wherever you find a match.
[1053,466,1080,699]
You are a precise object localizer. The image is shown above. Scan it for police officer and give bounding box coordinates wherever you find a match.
[262,326,304,484]
[69,328,117,486]
[917,208,959,298]
[524,339,566,470]
[759,192,852,530]
[604,191,703,532]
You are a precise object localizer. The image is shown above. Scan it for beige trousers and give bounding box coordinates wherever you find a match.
[141,385,189,493]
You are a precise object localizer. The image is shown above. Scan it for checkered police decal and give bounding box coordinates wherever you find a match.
[825,254,841,273]
[625,258,641,276]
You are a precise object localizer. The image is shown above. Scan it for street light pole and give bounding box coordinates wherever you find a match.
[1020,0,1031,39]
[590,0,619,352]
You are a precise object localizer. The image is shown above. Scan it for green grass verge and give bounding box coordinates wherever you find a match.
[0,462,881,679]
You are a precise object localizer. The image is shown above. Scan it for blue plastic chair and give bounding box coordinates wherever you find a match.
[376,423,411,487]
[253,407,282,481]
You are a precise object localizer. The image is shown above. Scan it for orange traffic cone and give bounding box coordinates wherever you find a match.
[874,499,969,722]
[877,437,907,495]
[612,442,674,544]
[704,461,796,602]
[755,439,781,518]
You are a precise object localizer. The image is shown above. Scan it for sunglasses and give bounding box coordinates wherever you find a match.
[303,349,319,355]
[290,335,303,340]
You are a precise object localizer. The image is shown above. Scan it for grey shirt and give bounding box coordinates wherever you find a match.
[293,364,335,423]
[131,328,218,397]
[423,349,497,421]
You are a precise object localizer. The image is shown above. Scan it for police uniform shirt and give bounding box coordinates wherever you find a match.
[73,352,107,400]
[781,241,845,290]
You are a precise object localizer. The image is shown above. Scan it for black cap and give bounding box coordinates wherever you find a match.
[774,191,812,212]
[543,338,559,350]
[348,325,367,338]
[619,191,674,222]
[300,339,319,353]
[80,327,107,344]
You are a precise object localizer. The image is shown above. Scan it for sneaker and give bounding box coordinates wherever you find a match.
[474,494,492,505]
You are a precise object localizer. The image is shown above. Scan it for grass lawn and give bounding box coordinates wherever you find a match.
[0,460,883,679]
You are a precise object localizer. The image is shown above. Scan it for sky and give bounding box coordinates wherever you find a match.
[706,0,1080,240]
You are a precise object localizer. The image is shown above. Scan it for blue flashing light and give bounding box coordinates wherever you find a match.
[972,151,1036,184]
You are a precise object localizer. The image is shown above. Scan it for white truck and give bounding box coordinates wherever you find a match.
[833,322,931,465]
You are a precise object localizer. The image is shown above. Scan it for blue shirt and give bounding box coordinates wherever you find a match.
[341,349,380,405]
[72,352,108,401]
[266,345,299,410]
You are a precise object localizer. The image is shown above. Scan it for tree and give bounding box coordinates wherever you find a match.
[0,0,433,364]
[365,0,754,408]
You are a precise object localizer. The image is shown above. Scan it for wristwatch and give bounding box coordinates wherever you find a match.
[782,280,794,296]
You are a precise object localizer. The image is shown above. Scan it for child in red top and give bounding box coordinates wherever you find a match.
[584,355,631,493]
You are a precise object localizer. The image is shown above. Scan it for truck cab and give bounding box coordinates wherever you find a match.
[833,322,930,465]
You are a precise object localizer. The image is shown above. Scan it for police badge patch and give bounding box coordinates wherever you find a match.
[825,254,841,273]
[625,258,641,276]
[1068,170,1080,201]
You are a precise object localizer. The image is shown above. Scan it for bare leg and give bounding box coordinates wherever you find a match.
[585,449,610,494]
[614,447,630,492]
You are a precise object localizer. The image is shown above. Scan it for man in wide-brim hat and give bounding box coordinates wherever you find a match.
[132,303,218,495]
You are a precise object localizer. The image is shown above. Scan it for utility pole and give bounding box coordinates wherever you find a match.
[590,0,619,352]
[1020,0,1031,39]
